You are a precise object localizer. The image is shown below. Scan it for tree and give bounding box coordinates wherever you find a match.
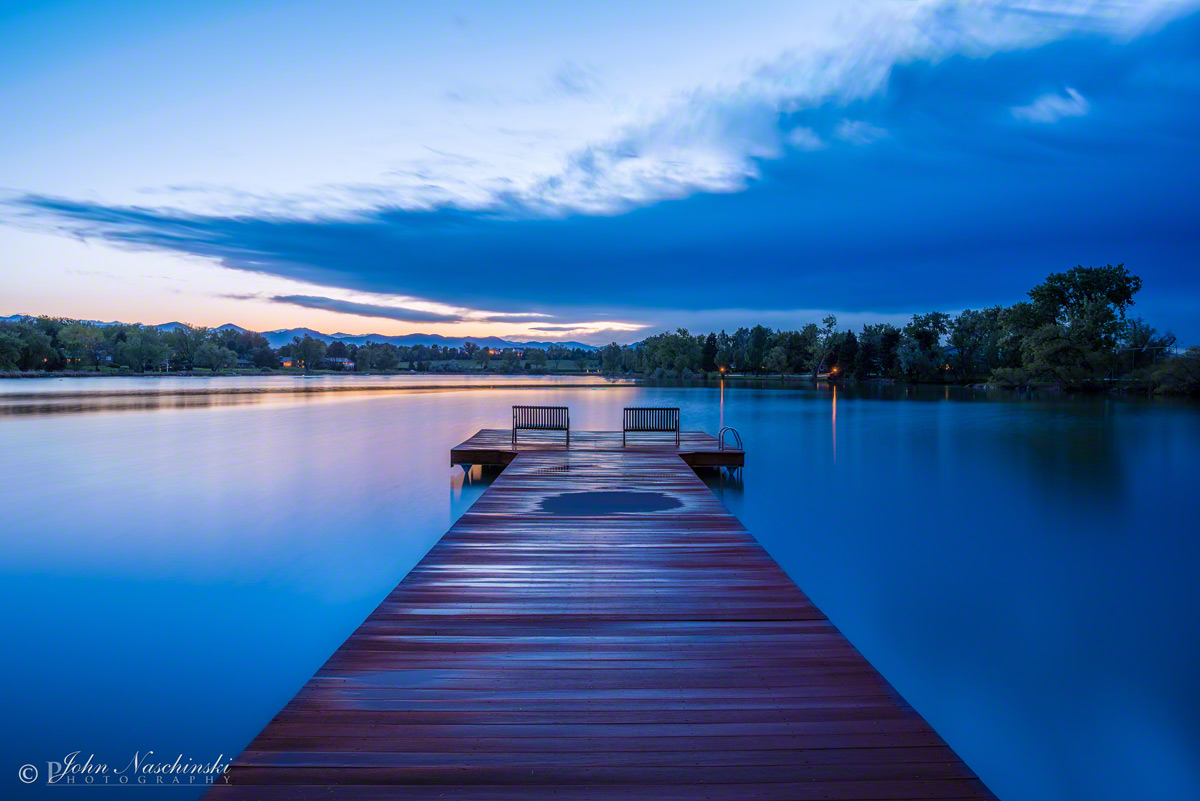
[1118,317,1175,374]
[167,324,210,367]
[746,325,771,374]
[252,346,279,369]
[526,348,548,370]
[947,307,1002,381]
[59,323,105,369]
[714,330,733,371]
[701,333,718,372]
[729,328,750,371]
[0,330,22,369]
[474,347,492,369]
[805,315,841,379]
[1028,263,1141,323]
[601,342,622,373]
[368,342,400,370]
[993,323,1106,390]
[194,341,237,372]
[996,302,1050,369]
[291,335,327,373]
[1148,347,1200,395]
[763,346,788,375]
[8,323,57,370]
[852,335,874,380]
[500,349,521,373]
[773,330,809,374]
[834,331,858,377]
[118,329,170,373]
[899,312,951,381]
[327,340,348,358]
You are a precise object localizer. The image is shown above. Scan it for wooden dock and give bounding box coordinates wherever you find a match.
[211,430,994,800]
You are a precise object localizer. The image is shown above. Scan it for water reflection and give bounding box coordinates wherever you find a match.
[450,464,501,508]
[832,383,837,462]
[697,465,744,503]
[1,381,1197,801]
[0,377,629,418]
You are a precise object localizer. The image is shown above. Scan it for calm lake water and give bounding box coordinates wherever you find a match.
[2,377,1198,800]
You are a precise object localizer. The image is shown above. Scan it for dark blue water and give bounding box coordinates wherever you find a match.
[2,380,1198,799]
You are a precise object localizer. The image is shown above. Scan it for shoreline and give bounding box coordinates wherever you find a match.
[0,380,635,402]
[0,371,1186,399]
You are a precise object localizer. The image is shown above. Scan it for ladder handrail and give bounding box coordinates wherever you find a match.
[718,426,742,451]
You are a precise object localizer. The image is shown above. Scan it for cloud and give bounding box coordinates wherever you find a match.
[266,294,558,324]
[1011,87,1090,122]
[445,61,601,107]
[786,126,825,151]
[550,62,601,98]
[237,1,1191,221]
[5,6,1200,336]
[528,322,646,334]
[269,295,464,323]
[833,119,888,145]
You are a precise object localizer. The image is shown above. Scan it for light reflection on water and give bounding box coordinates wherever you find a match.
[1,380,1198,801]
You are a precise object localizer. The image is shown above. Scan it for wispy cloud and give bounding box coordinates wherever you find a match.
[1011,87,1090,122]
[445,61,602,106]
[786,126,825,151]
[4,3,1199,327]
[529,322,646,334]
[550,62,601,99]
[833,119,888,145]
[265,294,560,325]
[269,295,464,323]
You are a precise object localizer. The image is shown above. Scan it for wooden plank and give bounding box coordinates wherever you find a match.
[209,431,993,800]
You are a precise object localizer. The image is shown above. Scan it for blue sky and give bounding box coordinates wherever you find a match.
[2,1,1198,342]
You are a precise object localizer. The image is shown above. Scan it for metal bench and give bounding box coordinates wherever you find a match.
[512,405,570,447]
[623,407,680,446]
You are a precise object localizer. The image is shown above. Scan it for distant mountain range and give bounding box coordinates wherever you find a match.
[1,314,599,351]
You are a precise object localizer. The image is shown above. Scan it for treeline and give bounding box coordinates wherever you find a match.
[596,265,1194,393]
[282,338,594,373]
[0,319,277,373]
[2,265,1195,393]
[0,317,596,374]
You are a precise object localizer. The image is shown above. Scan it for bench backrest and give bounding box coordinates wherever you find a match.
[512,405,570,431]
[623,407,679,432]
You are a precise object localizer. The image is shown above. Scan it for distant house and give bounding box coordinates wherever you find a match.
[235,358,254,369]
[327,357,355,370]
[279,357,294,368]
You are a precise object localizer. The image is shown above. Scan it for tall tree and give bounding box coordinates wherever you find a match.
[899,312,951,381]
[805,315,841,379]
[763,346,788,374]
[948,307,1002,380]
[59,323,105,369]
[194,341,237,371]
[1028,263,1142,323]
[746,325,772,374]
[601,342,622,373]
[167,324,210,366]
[118,329,170,373]
[291,335,328,373]
[701,333,718,372]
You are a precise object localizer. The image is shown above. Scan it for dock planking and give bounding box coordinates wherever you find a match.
[210,430,994,800]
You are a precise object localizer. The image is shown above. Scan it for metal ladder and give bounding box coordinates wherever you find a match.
[718,426,743,475]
